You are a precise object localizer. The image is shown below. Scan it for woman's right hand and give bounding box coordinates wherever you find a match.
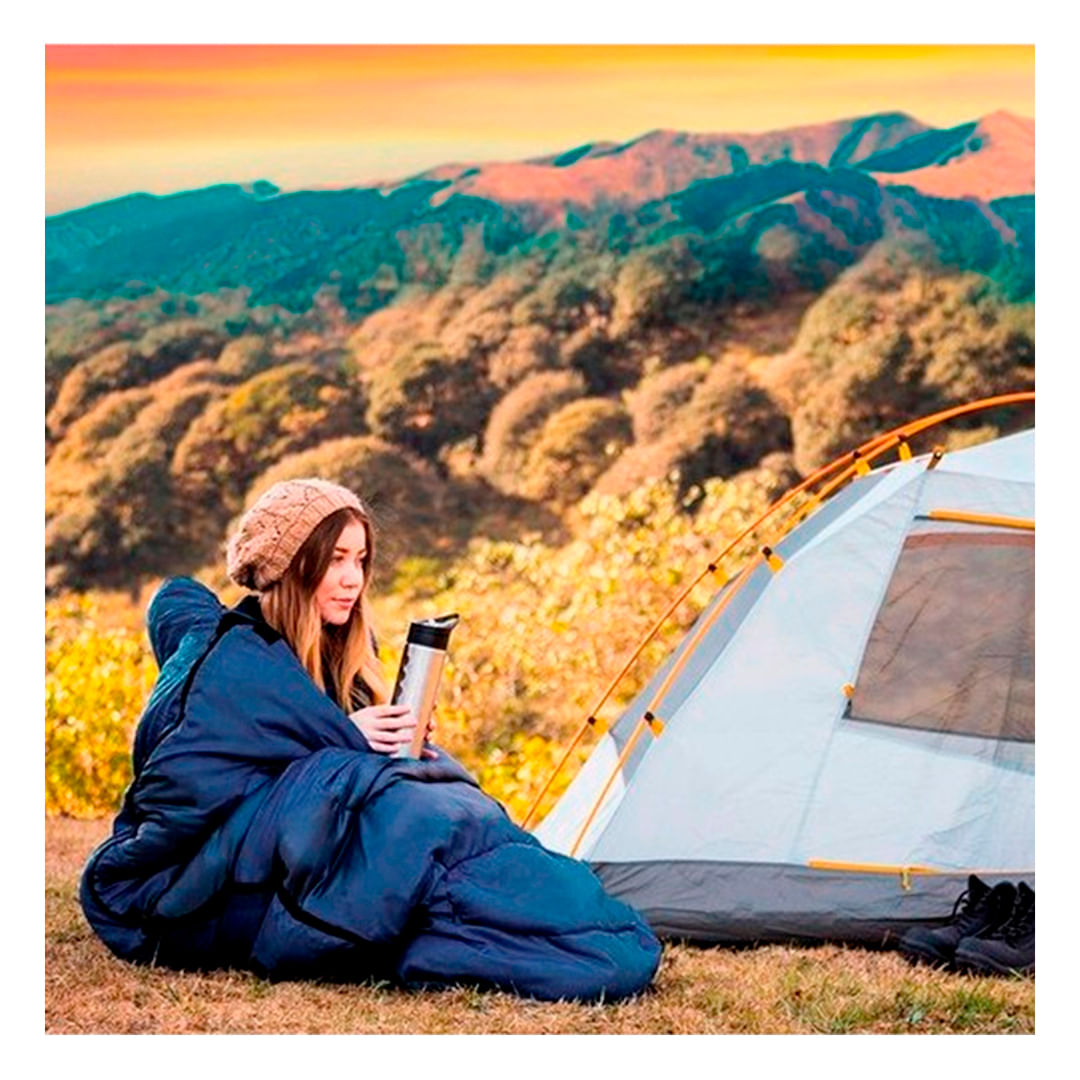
[349,703,417,754]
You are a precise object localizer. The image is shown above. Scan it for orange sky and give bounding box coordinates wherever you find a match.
[45,44,1034,215]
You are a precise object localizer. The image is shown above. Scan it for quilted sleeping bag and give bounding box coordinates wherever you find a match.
[79,577,661,1001]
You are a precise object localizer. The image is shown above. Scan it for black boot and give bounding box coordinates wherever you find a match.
[898,875,1016,968]
[954,881,1035,976]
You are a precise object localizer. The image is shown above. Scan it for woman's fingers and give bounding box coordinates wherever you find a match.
[364,728,412,750]
[370,705,412,725]
[373,715,416,734]
[375,726,415,745]
[375,741,407,754]
[351,705,415,731]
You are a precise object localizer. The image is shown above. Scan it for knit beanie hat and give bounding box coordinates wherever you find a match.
[226,478,365,591]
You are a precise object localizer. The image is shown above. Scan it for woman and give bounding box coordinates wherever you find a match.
[226,478,429,757]
[81,478,661,1001]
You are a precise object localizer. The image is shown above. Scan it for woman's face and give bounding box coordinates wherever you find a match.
[315,519,369,625]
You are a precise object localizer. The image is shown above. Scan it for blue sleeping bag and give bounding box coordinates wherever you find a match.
[80,578,661,1000]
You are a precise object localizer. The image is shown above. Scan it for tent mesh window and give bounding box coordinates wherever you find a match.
[850,530,1033,742]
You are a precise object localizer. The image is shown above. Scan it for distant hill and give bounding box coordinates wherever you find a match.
[418,112,932,213]
[45,111,1034,311]
[867,111,1034,202]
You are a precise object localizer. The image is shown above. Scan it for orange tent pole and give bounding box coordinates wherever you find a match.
[927,510,1034,531]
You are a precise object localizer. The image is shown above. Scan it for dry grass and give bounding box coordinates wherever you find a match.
[46,817,1034,1035]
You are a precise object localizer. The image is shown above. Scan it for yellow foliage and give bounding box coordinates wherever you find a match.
[45,594,158,818]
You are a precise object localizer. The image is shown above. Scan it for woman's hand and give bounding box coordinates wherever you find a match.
[349,703,414,754]
[349,703,439,759]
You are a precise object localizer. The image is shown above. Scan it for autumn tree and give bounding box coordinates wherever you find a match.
[487,324,561,389]
[624,359,709,444]
[520,398,633,506]
[784,249,1035,474]
[47,319,227,439]
[608,240,700,339]
[365,341,495,457]
[597,357,790,497]
[479,370,588,494]
[172,360,364,523]
[46,382,224,588]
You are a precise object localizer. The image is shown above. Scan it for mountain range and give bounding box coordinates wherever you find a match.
[45,110,1034,310]
[420,109,1032,210]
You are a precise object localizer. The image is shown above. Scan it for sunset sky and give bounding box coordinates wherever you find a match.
[45,44,1034,216]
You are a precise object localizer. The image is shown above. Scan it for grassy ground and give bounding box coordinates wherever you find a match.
[46,816,1034,1035]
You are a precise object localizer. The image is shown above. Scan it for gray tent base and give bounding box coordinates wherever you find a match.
[591,861,1034,947]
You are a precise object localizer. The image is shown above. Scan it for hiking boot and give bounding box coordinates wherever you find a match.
[898,875,1016,968]
[955,881,1035,976]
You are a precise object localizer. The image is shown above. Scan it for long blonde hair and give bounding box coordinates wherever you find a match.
[260,506,389,708]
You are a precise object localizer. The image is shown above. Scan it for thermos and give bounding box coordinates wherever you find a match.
[391,613,460,759]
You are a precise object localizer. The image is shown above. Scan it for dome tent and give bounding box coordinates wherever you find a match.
[531,397,1034,946]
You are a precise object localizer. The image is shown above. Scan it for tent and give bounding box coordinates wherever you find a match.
[532,406,1034,946]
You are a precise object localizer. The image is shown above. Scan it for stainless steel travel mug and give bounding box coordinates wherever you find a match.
[390,613,460,759]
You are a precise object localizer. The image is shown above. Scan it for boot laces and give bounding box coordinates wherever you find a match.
[992,892,1034,943]
[950,887,989,932]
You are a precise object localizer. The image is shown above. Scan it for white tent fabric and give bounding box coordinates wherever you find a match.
[535,430,1035,944]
